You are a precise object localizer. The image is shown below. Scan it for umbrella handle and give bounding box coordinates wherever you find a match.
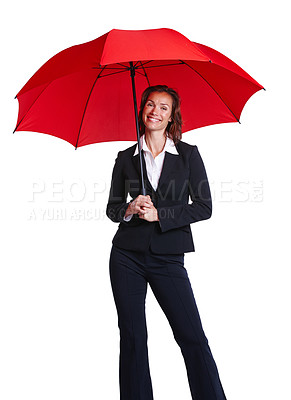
[130,62,146,196]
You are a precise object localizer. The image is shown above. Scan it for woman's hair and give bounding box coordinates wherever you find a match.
[138,85,183,144]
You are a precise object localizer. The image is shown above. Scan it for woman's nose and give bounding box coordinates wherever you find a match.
[150,106,158,114]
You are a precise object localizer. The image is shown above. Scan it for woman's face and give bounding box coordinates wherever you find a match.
[142,91,173,135]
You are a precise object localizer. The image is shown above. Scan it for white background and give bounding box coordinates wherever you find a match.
[1,1,290,399]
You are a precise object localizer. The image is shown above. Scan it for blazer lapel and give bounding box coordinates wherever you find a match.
[132,148,141,175]
[156,152,180,193]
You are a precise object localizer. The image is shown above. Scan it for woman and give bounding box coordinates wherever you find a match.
[106,85,227,400]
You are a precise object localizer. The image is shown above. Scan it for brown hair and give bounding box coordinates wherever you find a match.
[138,85,183,144]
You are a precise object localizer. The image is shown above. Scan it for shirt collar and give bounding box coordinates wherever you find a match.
[133,135,179,156]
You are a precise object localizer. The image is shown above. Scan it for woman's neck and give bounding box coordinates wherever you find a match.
[144,131,167,158]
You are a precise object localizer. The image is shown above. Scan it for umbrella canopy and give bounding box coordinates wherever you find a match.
[14,28,264,149]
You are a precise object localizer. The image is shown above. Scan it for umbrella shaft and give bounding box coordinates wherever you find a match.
[130,62,146,196]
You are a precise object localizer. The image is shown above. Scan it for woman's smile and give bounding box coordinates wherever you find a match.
[147,116,161,122]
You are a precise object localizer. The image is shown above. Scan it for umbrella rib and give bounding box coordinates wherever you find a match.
[139,62,150,86]
[97,69,129,78]
[137,60,153,67]
[135,69,150,85]
[140,61,184,70]
[181,60,240,123]
[14,83,51,132]
[117,63,129,68]
[92,66,127,70]
[75,66,106,149]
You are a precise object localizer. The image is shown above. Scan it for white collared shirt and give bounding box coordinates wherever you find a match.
[124,135,179,221]
[133,135,179,190]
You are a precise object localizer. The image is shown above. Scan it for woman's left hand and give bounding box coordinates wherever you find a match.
[138,205,159,222]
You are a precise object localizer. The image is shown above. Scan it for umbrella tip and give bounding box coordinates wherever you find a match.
[75,146,78,150]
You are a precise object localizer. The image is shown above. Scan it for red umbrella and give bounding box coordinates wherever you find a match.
[14,28,264,193]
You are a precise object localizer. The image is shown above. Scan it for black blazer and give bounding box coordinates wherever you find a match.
[106,140,212,254]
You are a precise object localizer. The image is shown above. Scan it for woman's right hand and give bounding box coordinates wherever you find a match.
[125,195,153,218]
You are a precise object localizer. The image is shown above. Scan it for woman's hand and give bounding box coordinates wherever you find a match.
[138,206,159,222]
[125,195,153,218]
[125,195,159,222]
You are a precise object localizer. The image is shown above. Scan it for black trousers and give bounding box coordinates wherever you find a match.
[109,245,227,400]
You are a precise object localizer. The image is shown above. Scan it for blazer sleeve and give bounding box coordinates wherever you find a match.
[157,146,212,232]
[106,151,141,226]
[106,151,129,223]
